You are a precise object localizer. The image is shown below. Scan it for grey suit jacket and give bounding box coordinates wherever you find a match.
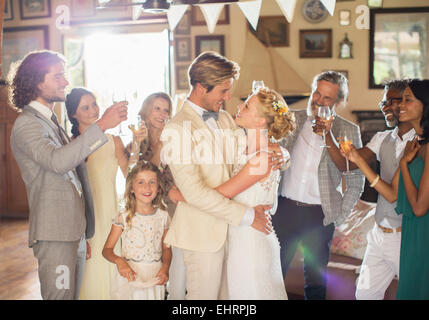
[279,109,365,226]
[10,105,108,247]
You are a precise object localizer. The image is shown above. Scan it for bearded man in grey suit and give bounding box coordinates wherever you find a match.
[273,71,365,300]
[9,50,128,300]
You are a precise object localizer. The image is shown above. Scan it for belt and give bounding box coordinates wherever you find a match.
[378,224,401,233]
[286,198,320,207]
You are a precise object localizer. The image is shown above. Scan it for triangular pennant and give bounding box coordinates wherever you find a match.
[167,5,189,31]
[275,0,297,23]
[131,0,142,20]
[237,0,262,31]
[320,0,336,16]
[198,3,224,34]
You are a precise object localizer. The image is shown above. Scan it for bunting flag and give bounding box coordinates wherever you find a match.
[131,0,142,20]
[275,0,297,23]
[167,4,189,31]
[198,3,225,34]
[320,0,336,16]
[237,0,262,31]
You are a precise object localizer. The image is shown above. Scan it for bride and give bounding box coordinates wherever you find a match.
[215,87,295,299]
[173,87,295,299]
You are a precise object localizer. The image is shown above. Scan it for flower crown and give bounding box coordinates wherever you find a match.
[272,99,289,116]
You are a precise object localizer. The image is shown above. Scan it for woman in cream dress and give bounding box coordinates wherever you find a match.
[66,88,140,299]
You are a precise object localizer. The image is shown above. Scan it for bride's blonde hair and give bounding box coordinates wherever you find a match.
[254,88,296,140]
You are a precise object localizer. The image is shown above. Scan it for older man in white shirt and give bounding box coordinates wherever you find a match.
[273,71,365,300]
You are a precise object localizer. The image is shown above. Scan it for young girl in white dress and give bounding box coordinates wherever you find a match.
[102,161,172,300]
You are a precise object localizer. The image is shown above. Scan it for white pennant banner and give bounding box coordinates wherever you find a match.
[237,0,262,31]
[131,0,142,20]
[167,4,189,31]
[320,0,336,16]
[198,3,224,34]
[275,0,297,23]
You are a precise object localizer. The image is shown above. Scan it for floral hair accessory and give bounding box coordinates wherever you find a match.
[272,99,289,115]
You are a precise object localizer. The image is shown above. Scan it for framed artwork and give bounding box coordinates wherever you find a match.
[19,0,51,19]
[368,0,383,8]
[176,65,189,91]
[250,16,289,47]
[175,37,192,62]
[195,35,225,57]
[71,0,96,18]
[299,29,332,58]
[302,0,329,24]
[175,10,191,35]
[369,7,429,88]
[339,10,351,26]
[2,26,49,78]
[4,0,14,21]
[191,5,229,26]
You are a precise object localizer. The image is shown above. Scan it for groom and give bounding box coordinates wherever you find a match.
[162,51,274,300]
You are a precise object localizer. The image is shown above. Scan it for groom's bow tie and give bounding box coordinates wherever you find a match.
[202,111,219,122]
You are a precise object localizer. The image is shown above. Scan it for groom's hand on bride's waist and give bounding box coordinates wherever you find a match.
[251,205,273,235]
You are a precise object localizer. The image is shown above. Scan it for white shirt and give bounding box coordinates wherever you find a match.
[187,99,220,132]
[29,100,55,124]
[366,127,416,228]
[281,118,324,204]
[366,127,416,162]
[187,99,255,226]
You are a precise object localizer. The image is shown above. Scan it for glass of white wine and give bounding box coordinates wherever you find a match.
[338,134,355,175]
[252,80,265,93]
[317,106,332,148]
[112,91,127,136]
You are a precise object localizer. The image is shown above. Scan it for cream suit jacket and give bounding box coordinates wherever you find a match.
[162,101,247,253]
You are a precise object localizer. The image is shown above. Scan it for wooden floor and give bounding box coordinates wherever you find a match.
[0,217,41,300]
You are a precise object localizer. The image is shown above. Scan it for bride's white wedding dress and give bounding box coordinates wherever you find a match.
[227,150,288,300]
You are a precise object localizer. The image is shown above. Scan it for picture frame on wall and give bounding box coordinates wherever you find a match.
[71,0,96,18]
[339,10,351,26]
[191,5,230,26]
[176,65,189,91]
[4,0,14,21]
[19,0,51,20]
[2,25,49,77]
[299,29,332,58]
[175,10,191,35]
[195,35,225,57]
[250,16,289,47]
[175,37,192,62]
[369,7,429,88]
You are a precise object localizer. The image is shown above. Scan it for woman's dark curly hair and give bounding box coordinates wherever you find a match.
[407,79,429,145]
[65,88,96,138]
[8,50,66,111]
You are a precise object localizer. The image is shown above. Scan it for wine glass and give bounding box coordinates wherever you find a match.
[252,80,265,93]
[112,91,127,136]
[338,134,355,175]
[129,115,145,159]
[317,106,332,148]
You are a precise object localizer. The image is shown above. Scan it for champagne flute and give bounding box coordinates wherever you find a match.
[318,106,332,148]
[338,134,355,175]
[128,115,146,158]
[112,91,127,136]
[252,80,265,93]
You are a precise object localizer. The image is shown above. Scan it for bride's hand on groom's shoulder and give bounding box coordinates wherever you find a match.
[252,205,273,235]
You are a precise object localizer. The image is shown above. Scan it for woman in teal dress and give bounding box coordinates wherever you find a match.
[394,79,429,299]
[342,79,429,299]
